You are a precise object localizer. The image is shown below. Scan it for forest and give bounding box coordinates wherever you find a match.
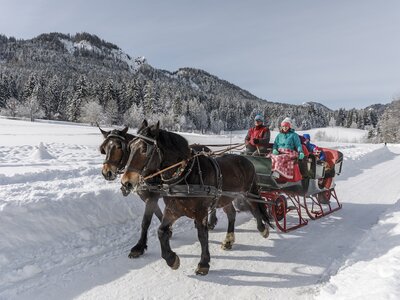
[0,32,397,142]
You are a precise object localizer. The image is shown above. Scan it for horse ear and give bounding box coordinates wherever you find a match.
[97,123,109,138]
[121,125,129,135]
[154,121,160,138]
[138,119,148,133]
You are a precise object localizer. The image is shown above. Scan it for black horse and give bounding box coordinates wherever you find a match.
[121,121,271,275]
[98,124,218,258]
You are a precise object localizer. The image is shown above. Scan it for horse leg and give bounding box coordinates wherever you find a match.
[153,199,173,238]
[195,213,210,275]
[129,197,159,258]
[221,203,236,250]
[207,209,218,230]
[158,209,180,270]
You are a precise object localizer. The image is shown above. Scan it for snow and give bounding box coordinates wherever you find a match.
[297,127,368,143]
[60,38,144,71]
[318,199,400,299]
[0,118,399,300]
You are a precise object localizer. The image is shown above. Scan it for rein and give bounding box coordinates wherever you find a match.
[142,152,201,181]
[211,143,245,155]
[139,143,245,182]
[125,131,246,189]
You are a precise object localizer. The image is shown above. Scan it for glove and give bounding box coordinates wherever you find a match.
[299,152,305,160]
[253,138,259,144]
[272,149,279,155]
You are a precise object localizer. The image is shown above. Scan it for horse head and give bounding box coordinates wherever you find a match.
[98,125,130,181]
[121,120,161,192]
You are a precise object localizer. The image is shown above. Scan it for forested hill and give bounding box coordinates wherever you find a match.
[0,32,393,141]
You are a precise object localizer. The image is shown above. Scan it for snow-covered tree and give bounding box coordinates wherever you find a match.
[377,99,400,143]
[0,97,19,117]
[80,100,104,125]
[18,92,45,121]
[123,103,145,128]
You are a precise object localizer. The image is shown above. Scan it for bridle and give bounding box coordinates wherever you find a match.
[102,133,129,174]
[125,133,163,177]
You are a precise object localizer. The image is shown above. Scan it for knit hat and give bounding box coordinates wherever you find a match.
[303,133,311,140]
[254,114,264,122]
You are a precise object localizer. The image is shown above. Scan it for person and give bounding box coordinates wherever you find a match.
[244,114,270,154]
[272,119,304,158]
[313,146,326,162]
[302,133,314,152]
[303,134,326,161]
[270,118,304,179]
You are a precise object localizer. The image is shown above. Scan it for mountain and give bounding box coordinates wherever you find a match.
[302,101,332,112]
[0,32,385,134]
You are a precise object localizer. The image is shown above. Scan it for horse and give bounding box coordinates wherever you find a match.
[98,125,218,258]
[99,125,166,258]
[121,121,271,275]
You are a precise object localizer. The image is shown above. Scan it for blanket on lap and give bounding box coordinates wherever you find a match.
[269,148,298,179]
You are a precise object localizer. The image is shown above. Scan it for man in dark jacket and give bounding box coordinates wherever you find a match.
[245,114,270,154]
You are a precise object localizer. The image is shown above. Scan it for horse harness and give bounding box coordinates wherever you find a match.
[102,132,129,174]
[130,134,224,210]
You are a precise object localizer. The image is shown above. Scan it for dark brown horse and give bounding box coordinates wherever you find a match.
[121,121,271,275]
[99,125,166,258]
[98,125,218,258]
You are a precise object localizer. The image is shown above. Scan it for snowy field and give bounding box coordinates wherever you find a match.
[0,118,399,300]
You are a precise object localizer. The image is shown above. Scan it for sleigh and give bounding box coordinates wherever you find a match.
[243,146,343,232]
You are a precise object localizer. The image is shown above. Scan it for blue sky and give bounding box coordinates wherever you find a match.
[1,0,400,109]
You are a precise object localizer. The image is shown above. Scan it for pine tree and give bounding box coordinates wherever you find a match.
[0,74,11,107]
[143,81,155,116]
[66,76,89,122]
[378,99,400,143]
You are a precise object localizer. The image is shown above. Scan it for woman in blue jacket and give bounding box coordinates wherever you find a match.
[273,119,304,160]
[269,119,304,179]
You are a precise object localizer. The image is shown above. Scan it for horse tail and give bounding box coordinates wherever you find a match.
[256,201,274,228]
[248,171,274,228]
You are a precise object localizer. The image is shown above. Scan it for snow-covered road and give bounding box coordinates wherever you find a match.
[1,118,399,300]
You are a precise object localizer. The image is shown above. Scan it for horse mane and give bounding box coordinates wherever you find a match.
[156,127,191,160]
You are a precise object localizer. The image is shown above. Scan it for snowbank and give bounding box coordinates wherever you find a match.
[317,199,400,299]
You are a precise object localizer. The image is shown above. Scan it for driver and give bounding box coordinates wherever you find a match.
[244,114,270,154]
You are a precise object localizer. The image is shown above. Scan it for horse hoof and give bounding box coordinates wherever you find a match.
[221,242,233,250]
[170,255,180,270]
[261,228,269,238]
[128,249,144,259]
[128,245,147,258]
[195,266,209,276]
